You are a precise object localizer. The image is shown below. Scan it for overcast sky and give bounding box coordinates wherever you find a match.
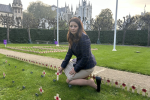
[1,0,150,20]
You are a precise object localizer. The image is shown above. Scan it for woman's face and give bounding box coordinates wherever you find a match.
[69,21,79,35]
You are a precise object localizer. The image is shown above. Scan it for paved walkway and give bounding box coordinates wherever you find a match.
[0,48,150,90]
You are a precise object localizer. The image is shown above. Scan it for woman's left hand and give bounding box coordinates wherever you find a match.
[69,68,76,77]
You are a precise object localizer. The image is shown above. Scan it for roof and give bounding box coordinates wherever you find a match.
[58,7,66,13]
[0,4,13,13]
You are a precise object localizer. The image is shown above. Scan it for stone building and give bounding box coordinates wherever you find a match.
[75,0,92,29]
[0,0,23,28]
[51,0,92,30]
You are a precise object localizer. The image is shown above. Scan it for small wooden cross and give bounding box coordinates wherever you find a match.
[42,70,46,76]
[55,71,61,81]
[3,72,6,77]
[54,94,61,100]
[39,86,44,94]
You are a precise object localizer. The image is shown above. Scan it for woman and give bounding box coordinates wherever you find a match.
[58,17,101,92]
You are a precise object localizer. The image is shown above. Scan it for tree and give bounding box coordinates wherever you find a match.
[93,8,114,44]
[27,1,56,20]
[140,12,150,46]
[95,8,114,31]
[127,15,140,30]
[47,18,68,41]
[59,20,68,30]
[23,17,40,43]
[23,11,35,28]
[117,14,134,45]
[0,14,15,43]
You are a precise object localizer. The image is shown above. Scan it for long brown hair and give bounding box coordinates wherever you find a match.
[67,17,86,48]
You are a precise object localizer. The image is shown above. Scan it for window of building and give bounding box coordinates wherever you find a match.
[18,9,20,13]
[87,8,88,18]
[15,9,17,13]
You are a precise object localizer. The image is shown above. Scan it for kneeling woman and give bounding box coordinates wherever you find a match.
[58,17,101,92]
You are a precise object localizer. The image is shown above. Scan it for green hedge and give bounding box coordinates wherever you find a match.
[0,27,148,46]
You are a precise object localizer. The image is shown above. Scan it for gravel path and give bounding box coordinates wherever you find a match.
[0,48,150,90]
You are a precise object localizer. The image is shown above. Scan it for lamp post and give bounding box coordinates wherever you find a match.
[56,0,59,46]
[112,0,118,51]
[81,0,83,22]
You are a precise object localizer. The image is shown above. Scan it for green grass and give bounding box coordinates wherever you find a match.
[0,54,149,100]
[0,43,150,76]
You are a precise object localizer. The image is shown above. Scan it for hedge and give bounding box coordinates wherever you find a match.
[0,27,148,46]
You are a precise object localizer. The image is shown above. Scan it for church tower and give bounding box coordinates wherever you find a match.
[12,0,23,28]
[75,0,92,30]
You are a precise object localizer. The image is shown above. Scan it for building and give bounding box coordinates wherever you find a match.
[75,0,92,29]
[51,0,92,30]
[0,0,23,28]
[51,3,74,22]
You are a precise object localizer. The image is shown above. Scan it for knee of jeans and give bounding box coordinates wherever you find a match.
[66,79,70,83]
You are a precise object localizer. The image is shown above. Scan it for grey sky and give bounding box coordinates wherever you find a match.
[0,0,150,20]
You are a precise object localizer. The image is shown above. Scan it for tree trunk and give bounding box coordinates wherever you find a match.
[7,26,9,42]
[148,25,150,46]
[97,28,101,44]
[54,26,56,40]
[122,30,126,45]
[98,28,100,40]
[28,28,31,42]
[7,21,9,43]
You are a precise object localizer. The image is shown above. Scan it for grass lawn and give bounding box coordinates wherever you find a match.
[0,43,150,76]
[0,54,149,100]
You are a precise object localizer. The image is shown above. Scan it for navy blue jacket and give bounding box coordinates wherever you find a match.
[61,33,97,73]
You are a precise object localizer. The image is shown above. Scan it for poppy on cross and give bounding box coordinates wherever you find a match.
[42,70,46,76]
[39,86,44,94]
[55,71,61,81]
[54,94,61,100]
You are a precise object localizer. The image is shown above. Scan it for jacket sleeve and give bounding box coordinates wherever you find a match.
[61,48,73,69]
[74,35,91,72]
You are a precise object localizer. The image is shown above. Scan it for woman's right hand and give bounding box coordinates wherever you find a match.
[58,67,64,74]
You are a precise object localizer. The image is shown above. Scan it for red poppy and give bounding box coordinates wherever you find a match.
[142,89,147,92]
[46,64,48,66]
[122,83,126,87]
[40,89,42,92]
[115,82,118,85]
[107,80,110,83]
[93,76,95,79]
[56,97,59,100]
[57,72,60,75]
[132,86,136,90]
